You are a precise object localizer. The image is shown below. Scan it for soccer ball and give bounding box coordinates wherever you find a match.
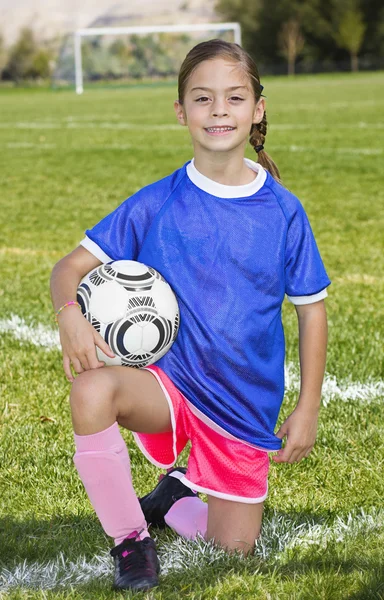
[77,260,180,368]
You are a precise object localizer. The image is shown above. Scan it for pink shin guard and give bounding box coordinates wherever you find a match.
[73,422,148,546]
[164,496,208,540]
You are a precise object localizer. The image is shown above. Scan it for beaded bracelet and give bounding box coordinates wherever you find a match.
[55,300,81,323]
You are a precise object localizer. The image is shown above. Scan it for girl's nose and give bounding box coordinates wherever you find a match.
[211,99,228,118]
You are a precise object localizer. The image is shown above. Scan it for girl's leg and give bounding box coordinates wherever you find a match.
[70,365,172,435]
[164,495,208,540]
[70,366,172,544]
[206,496,264,555]
[164,495,263,551]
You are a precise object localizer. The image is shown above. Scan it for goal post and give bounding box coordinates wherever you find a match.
[74,22,242,94]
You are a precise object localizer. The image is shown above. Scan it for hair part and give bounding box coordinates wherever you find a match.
[178,39,281,182]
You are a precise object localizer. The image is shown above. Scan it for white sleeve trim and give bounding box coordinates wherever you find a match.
[287,288,328,305]
[80,236,112,263]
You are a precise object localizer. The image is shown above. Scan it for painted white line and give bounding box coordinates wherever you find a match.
[1,120,383,131]
[5,142,56,149]
[0,247,60,257]
[285,362,384,406]
[0,315,61,351]
[275,100,383,110]
[1,315,383,404]
[334,274,381,284]
[271,122,384,130]
[2,139,381,155]
[0,508,381,590]
[272,145,382,155]
[0,122,182,131]
[0,551,112,591]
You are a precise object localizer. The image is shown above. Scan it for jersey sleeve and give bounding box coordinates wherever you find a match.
[80,188,155,262]
[285,200,331,304]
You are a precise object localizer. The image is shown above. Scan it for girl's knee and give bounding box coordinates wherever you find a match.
[70,369,117,426]
[70,369,112,401]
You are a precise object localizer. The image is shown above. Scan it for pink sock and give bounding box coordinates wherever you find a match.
[73,422,149,546]
[164,496,208,540]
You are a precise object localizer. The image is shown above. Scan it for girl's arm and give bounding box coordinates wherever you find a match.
[272,299,328,464]
[51,246,115,383]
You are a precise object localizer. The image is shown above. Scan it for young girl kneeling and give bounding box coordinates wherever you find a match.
[51,39,330,592]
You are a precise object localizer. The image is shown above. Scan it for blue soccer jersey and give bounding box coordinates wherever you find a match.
[81,159,331,451]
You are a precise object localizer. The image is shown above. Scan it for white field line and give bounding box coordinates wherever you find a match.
[284,362,384,406]
[271,121,384,130]
[3,143,193,152]
[0,314,61,351]
[0,508,382,591]
[5,142,56,149]
[0,247,61,257]
[1,315,383,405]
[3,142,381,155]
[0,120,384,131]
[273,145,382,156]
[279,100,383,109]
[0,122,182,130]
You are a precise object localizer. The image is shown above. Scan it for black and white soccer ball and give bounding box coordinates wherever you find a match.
[77,260,180,368]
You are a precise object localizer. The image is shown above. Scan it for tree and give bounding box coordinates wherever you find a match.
[0,32,7,78]
[6,27,37,80]
[335,9,366,71]
[278,19,305,75]
[5,27,53,81]
[215,0,381,72]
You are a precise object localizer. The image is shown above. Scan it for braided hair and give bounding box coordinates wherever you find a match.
[249,111,281,181]
[177,39,281,182]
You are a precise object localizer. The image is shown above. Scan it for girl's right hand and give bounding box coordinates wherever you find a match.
[57,306,115,383]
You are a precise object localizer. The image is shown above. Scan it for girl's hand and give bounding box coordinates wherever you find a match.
[57,305,115,383]
[272,404,319,464]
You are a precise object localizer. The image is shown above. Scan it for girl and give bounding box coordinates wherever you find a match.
[51,39,330,592]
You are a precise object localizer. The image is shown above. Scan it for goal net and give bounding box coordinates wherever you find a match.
[53,23,241,93]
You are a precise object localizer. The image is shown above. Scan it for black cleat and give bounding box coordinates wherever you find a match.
[110,532,160,591]
[139,467,198,529]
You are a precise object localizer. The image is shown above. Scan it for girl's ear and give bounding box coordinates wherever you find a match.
[174,100,187,126]
[252,98,265,125]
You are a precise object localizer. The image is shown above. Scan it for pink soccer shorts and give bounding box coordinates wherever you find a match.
[132,365,270,503]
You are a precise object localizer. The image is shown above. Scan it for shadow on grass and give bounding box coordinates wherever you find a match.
[346,572,384,600]
[0,514,107,565]
[0,506,328,565]
[0,511,382,599]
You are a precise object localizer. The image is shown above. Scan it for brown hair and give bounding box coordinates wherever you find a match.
[177,39,281,182]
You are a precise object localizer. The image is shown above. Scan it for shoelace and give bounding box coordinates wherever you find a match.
[111,539,150,573]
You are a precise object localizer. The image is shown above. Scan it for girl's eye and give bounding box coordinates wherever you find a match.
[195,97,210,102]
[230,96,244,101]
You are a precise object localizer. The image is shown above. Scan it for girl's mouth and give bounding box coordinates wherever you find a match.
[204,126,236,135]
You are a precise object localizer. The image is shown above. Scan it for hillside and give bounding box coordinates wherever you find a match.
[0,0,217,46]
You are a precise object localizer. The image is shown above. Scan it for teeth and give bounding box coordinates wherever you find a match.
[206,127,234,132]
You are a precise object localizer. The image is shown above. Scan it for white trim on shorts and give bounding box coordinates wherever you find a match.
[181,476,268,504]
[134,367,269,504]
[131,367,178,469]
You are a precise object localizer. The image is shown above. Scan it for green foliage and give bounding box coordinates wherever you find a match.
[0,31,7,75]
[278,19,305,75]
[73,33,194,82]
[5,27,53,81]
[215,0,378,71]
[335,9,366,69]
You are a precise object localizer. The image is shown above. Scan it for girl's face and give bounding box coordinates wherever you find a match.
[174,58,264,159]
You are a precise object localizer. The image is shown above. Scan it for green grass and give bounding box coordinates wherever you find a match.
[1,71,384,599]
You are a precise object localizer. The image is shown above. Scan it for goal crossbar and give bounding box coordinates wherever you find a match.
[74,22,242,94]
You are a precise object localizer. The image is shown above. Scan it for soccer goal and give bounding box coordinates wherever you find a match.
[74,23,242,94]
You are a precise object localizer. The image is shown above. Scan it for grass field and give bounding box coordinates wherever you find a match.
[0,71,384,599]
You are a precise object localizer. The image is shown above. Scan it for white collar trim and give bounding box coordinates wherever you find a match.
[186,158,267,198]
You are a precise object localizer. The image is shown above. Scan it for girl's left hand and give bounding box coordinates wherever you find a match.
[272,405,319,464]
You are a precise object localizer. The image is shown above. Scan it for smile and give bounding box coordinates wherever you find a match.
[204,126,236,134]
